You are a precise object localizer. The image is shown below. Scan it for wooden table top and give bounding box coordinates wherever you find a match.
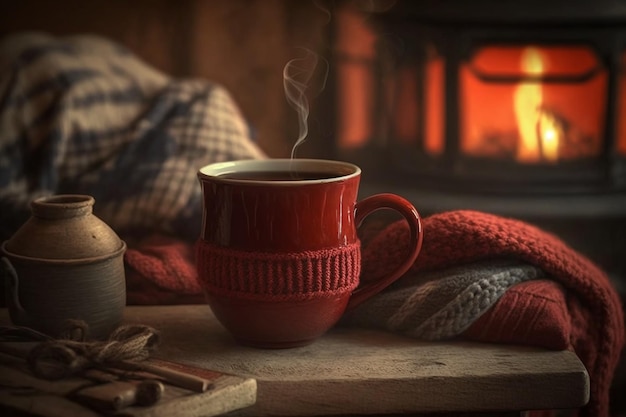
[0,305,590,416]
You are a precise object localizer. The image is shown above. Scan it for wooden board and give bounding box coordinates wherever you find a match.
[121,305,590,416]
[0,305,589,416]
[0,344,256,417]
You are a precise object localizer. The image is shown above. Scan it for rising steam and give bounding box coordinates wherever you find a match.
[283,48,328,159]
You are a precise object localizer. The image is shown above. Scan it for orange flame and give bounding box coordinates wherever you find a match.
[514,47,560,163]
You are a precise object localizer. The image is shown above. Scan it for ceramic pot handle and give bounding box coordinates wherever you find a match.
[1,256,26,317]
[346,193,423,310]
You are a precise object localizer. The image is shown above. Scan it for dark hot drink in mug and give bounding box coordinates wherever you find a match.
[196,159,423,348]
[217,170,336,181]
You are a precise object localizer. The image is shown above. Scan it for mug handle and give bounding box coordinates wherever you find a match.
[346,193,423,310]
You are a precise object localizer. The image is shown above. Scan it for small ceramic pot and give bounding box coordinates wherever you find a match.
[1,194,126,339]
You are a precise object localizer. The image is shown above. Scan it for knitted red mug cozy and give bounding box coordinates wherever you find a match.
[196,159,423,348]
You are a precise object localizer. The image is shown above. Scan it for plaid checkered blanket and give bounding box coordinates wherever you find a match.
[0,32,265,242]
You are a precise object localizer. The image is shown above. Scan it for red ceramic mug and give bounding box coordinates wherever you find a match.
[197,159,423,348]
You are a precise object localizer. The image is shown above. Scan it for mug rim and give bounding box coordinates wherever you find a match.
[198,158,361,185]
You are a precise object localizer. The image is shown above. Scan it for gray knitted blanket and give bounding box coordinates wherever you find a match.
[340,260,545,340]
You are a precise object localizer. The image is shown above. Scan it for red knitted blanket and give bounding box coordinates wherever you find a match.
[124,210,625,417]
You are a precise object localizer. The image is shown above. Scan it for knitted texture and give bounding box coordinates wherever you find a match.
[123,209,624,417]
[125,236,202,295]
[386,262,542,340]
[196,240,361,301]
[341,260,544,338]
[124,235,204,305]
[356,210,625,417]
[464,279,571,350]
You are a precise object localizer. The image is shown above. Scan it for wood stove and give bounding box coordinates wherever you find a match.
[320,0,626,285]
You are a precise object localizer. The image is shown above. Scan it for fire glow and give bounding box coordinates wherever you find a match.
[460,44,605,164]
[334,7,610,165]
[515,47,561,163]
